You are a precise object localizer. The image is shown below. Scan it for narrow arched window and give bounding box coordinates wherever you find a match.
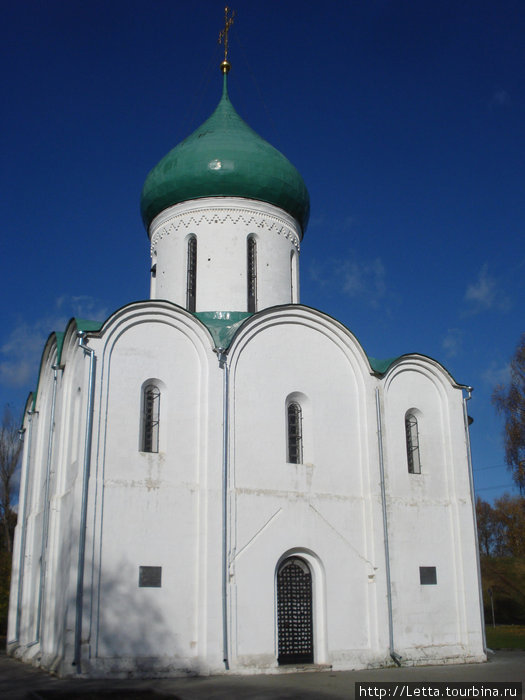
[247,236,257,313]
[287,402,303,464]
[290,250,295,303]
[405,412,421,474]
[142,383,160,453]
[186,236,197,312]
[150,262,157,298]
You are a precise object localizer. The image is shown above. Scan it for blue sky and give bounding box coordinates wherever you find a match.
[2,1,524,501]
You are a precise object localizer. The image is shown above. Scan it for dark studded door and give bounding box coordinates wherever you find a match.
[277,557,314,665]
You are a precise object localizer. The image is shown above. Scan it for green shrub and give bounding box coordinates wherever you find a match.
[0,550,12,635]
[481,556,525,625]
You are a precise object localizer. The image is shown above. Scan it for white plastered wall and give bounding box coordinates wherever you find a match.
[8,304,485,676]
[80,303,223,675]
[225,308,390,671]
[8,328,90,672]
[44,329,95,672]
[382,360,485,663]
[149,198,302,312]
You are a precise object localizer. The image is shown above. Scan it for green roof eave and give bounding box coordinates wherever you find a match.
[29,318,103,414]
[368,351,466,386]
[75,318,104,333]
[368,356,401,374]
[31,330,66,412]
[193,311,253,349]
[195,306,467,387]
[55,331,65,365]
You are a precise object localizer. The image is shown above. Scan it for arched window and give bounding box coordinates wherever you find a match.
[277,557,314,665]
[186,236,197,312]
[405,411,421,474]
[247,235,257,312]
[287,402,303,464]
[290,250,295,303]
[150,262,157,298]
[142,383,160,453]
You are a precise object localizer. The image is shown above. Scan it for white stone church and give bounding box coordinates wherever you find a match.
[8,60,486,677]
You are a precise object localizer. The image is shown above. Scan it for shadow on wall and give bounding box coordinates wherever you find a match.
[27,538,196,678]
[95,559,166,651]
[82,557,194,676]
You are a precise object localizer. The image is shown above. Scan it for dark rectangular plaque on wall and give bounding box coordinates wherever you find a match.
[139,566,162,588]
[419,566,437,585]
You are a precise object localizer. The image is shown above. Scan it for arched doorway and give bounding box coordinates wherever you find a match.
[277,556,314,665]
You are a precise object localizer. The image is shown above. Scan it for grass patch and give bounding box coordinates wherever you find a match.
[485,625,525,649]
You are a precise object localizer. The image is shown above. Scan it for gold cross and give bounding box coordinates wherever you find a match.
[218,6,235,69]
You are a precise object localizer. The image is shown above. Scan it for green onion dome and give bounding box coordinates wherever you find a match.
[140,75,310,235]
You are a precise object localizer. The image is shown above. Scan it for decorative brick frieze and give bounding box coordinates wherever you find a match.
[150,207,300,255]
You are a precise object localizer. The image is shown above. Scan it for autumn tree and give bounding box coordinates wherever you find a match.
[492,333,525,493]
[492,493,525,557]
[476,497,497,556]
[0,405,22,553]
[476,494,525,558]
[477,494,525,624]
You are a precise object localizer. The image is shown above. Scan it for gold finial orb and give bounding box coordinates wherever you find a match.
[220,59,231,74]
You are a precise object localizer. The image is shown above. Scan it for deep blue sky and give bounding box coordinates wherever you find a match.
[2,1,524,500]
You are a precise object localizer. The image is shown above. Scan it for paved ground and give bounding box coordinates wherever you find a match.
[0,648,523,700]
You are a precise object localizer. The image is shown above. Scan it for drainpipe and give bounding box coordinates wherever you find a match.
[13,409,36,643]
[216,347,230,671]
[461,386,489,654]
[34,365,62,645]
[375,387,402,667]
[73,333,96,672]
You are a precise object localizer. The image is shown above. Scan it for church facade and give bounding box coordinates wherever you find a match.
[8,67,486,677]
